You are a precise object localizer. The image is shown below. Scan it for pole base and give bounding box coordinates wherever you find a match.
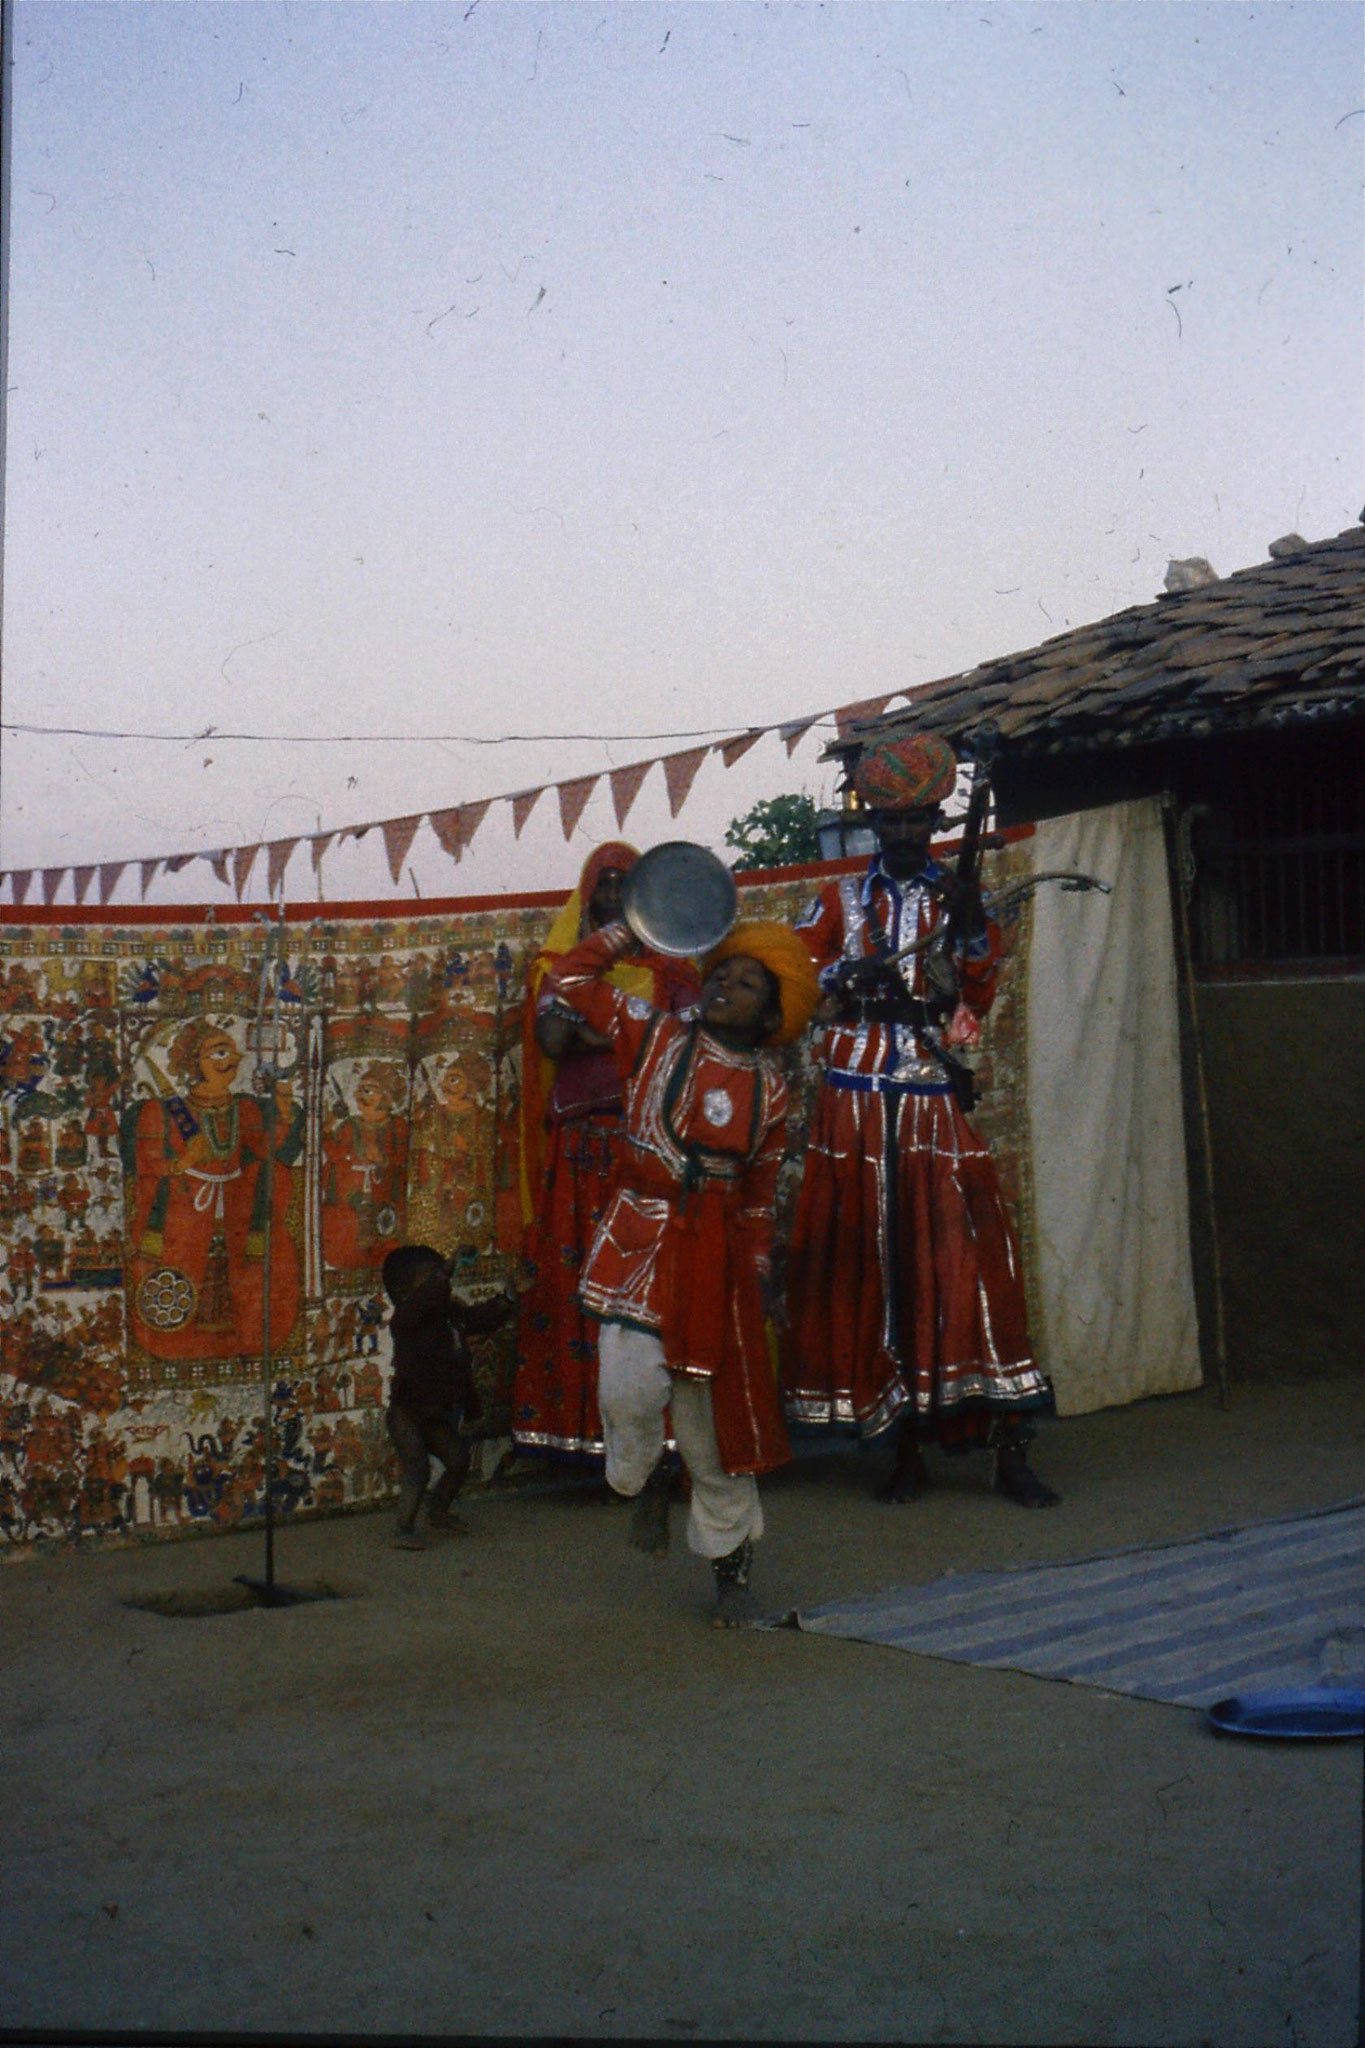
[232,1574,333,1609]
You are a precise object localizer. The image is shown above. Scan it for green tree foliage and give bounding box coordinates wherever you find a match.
[724,793,822,871]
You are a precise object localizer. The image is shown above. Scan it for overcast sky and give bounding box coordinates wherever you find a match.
[2,0,1361,905]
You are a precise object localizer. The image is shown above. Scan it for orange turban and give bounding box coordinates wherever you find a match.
[703,920,820,1047]
[853,733,957,811]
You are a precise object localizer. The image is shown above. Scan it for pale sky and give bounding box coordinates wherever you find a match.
[2,0,1361,905]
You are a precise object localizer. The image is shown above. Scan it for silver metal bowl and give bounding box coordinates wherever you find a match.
[621,841,738,959]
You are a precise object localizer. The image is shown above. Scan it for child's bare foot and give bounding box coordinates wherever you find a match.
[427,1511,472,1536]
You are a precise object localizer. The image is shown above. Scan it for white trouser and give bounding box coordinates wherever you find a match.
[596,1321,763,1560]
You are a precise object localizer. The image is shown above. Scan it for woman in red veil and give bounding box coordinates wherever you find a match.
[511,843,698,1464]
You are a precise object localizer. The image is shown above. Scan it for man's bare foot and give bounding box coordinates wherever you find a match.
[876,1445,930,1504]
[994,1446,1060,1508]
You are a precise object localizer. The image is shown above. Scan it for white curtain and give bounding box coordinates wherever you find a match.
[1025,797,1203,1413]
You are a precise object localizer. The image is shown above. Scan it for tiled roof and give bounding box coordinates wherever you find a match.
[839,523,1365,762]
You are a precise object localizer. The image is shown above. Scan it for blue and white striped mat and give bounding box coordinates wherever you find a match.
[785,1500,1365,1708]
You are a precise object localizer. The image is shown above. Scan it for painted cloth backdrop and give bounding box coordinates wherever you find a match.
[0,831,1146,1555]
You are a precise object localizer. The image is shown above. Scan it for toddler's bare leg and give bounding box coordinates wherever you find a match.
[425,1417,473,1532]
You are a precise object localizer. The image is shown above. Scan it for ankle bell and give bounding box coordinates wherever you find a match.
[712,1537,753,1588]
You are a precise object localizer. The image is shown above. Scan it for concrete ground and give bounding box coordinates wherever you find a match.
[2,1375,1362,2046]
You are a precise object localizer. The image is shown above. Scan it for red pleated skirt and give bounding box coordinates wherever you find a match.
[781,1082,1049,1445]
[511,1113,619,1459]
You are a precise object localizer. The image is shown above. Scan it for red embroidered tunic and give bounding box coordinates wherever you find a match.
[543,924,791,1478]
[783,858,1050,1444]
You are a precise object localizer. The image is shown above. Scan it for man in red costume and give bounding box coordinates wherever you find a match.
[783,733,1059,1508]
[544,915,819,1625]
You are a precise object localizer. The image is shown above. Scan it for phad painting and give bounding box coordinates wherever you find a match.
[320,1049,411,1286]
[121,1013,306,1381]
[408,1010,521,1265]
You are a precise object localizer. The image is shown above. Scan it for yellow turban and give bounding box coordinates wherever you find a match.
[703,921,820,1047]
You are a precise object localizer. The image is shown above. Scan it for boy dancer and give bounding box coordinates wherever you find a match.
[543,917,818,1625]
[382,1243,516,1549]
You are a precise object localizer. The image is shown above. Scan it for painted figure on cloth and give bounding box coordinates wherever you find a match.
[122,1017,305,1362]
[510,844,700,1464]
[543,917,818,1624]
[16,1113,52,1174]
[782,733,1059,1507]
[321,1060,409,1276]
[410,1047,494,1247]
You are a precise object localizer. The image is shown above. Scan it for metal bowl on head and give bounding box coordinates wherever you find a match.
[621,841,738,959]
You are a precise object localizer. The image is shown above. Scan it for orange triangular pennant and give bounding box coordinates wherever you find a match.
[780,716,820,757]
[309,833,334,872]
[662,746,708,818]
[381,815,422,885]
[266,838,299,898]
[511,788,543,838]
[835,693,892,734]
[206,850,230,886]
[72,866,96,905]
[41,869,66,905]
[429,808,463,857]
[719,729,764,768]
[98,863,126,906]
[461,800,492,851]
[140,860,161,899]
[430,801,493,860]
[9,871,32,906]
[232,845,259,900]
[557,775,599,842]
[609,759,653,829]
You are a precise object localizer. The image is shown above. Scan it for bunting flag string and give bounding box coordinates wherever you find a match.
[380,815,422,886]
[718,729,764,768]
[780,715,820,756]
[454,799,492,855]
[232,847,258,900]
[609,758,653,829]
[267,838,300,898]
[557,774,599,842]
[430,800,492,860]
[0,686,918,906]
[511,788,542,839]
[662,746,709,818]
[834,693,893,734]
[428,808,462,858]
